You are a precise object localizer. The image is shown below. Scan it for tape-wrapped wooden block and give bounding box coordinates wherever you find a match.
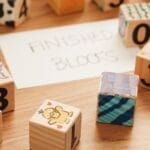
[135,42,150,89]
[94,0,127,11]
[30,99,81,150]
[119,3,150,47]
[0,63,15,113]
[97,72,139,126]
[0,0,30,27]
[48,0,84,15]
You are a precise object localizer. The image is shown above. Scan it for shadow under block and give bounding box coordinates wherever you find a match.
[94,0,127,11]
[119,3,150,47]
[0,111,2,143]
[0,63,15,113]
[135,42,150,89]
[48,0,84,15]
[0,0,30,27]
[29,100,81,150]
[97,72,139,126]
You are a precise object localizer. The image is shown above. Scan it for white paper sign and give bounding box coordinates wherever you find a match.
[0,19,139,89]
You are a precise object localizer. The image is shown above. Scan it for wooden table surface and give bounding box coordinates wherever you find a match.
[0,0,150,150]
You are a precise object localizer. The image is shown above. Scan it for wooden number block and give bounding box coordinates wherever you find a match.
[0,63,15,113]
[97,72,139,126]
[29,100,81,150]
[0,0,30,27]
[48,0,84,15]
[135,42,150,89]
[0,111,2,143]
[119,3,150,47]
[94,0,127,11]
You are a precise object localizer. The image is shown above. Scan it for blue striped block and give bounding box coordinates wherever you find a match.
[97,94,135,126]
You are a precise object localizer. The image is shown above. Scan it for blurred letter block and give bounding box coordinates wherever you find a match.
[0,0,30,27]
[48,0,84,15]
[0,63,15,113]
[30,100,81,150]
[97,72,139,126]
[135,42,150,89]
[119,3,150,47]
[0,111,2,143]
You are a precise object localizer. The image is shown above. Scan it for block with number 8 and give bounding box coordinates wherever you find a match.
[0,63,15,113]
[119,3,150,47]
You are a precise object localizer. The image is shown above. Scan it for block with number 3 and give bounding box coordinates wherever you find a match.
[0,63,15,113]
[94,0,127,11]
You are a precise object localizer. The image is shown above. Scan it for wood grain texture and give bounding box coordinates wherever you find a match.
[0,0,150,150]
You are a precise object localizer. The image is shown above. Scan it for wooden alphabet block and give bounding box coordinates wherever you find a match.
[29,100,81,150]
[0,111,2,143]
[0,0,30,27]
[135,42,150,89]
[0,63,15,113]
[119,3,150,47]
[48,0,84,15]
[97,72,139,126]
[94,0,127,11]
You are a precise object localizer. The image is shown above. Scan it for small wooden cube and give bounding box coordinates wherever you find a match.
[0,63,15,113]
[97,72,139,126]
[0,0,30,27]
[135,42,150,89]
[30,100,81,150]
[48,0,84,15]
[119,3,150,47]
[0,111,2,143]
[94,0,127,11]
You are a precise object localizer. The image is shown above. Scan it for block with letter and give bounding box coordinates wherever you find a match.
[0,63,15,113]
[0,111,2,143]
[119,3,150,47]
[48,0,84,15]
[29,99,81,150]
[97,72,139,126]
[94,0,127,11]
[135,42,150,89]
[0,0,30,27]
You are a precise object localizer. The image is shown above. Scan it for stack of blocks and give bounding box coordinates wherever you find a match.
[29,100,81,150]
[0,0,30,27]
[0,63,14,113]
[0,111,2,143]
[97,72,139,126]
[93,0,127,11]
[48,0,84,15]
[135,41,150,89]
[119,3,150,47]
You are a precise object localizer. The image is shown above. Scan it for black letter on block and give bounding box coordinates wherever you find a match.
[133,24,150,45]
[109,0,124,8]
[0,88,8,110]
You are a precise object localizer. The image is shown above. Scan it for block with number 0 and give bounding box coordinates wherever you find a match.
[94,0,127,11]
[29,100,81,150]
[0,63,15,113]
[119,3,150,47]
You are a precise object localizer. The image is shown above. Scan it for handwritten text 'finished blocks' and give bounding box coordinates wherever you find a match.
[119,3,150,47]
[29,100,81,150]
[97,72,139,126]
[0,0,30,27]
